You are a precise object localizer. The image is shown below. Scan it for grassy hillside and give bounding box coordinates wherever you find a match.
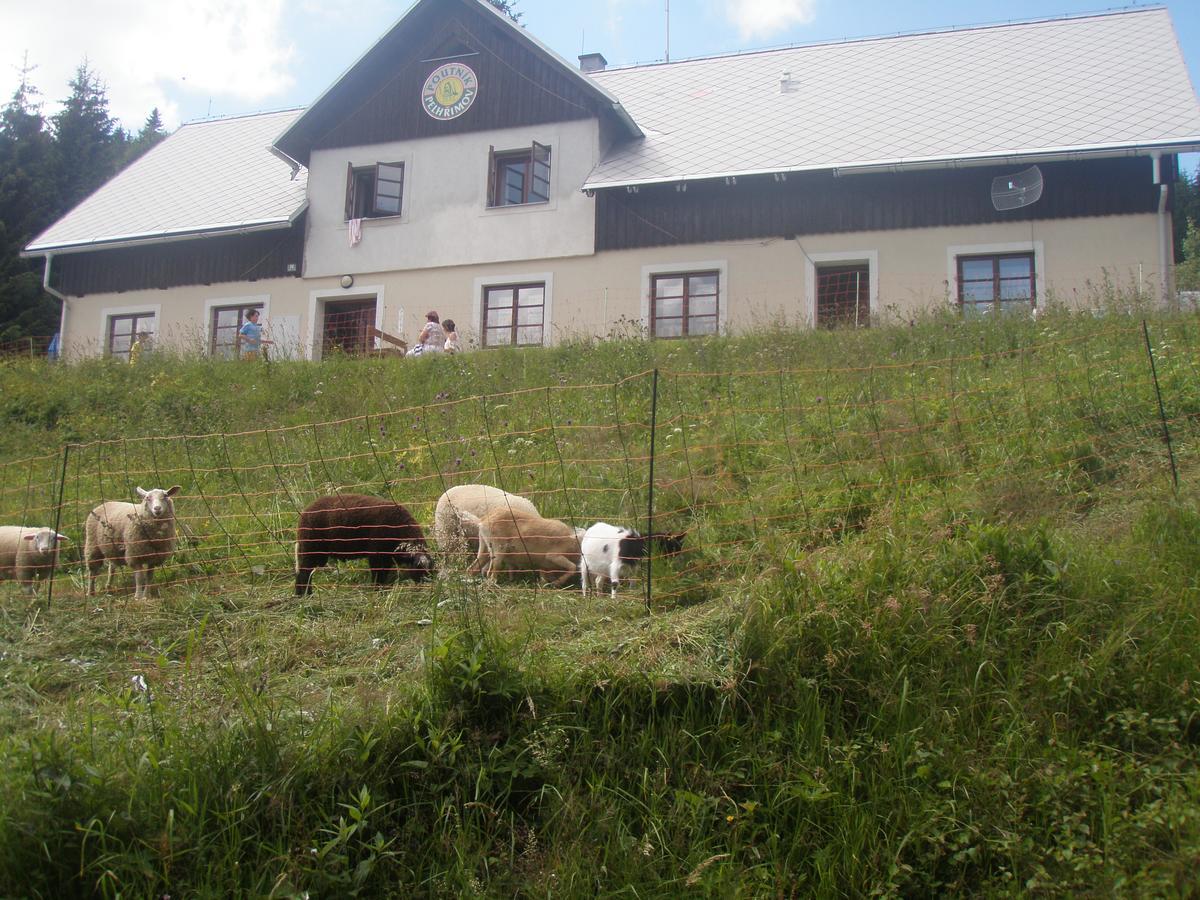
[1,309,1198,896]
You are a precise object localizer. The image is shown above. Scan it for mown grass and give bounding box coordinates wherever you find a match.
[0,305,1198,896]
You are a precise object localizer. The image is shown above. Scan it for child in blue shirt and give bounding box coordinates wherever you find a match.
[238,309,273,360]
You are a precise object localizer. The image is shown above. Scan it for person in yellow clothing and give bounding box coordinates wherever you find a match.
[128,330,150,365]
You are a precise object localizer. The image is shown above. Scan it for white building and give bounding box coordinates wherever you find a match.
[24,0,1200,359]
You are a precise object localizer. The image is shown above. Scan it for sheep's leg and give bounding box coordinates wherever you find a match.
[580,558,590,597]
[466,541,490,578]
[19,576,36,598]
[103,561,115,593]
[132,566,145,600]
[609,561,622,599]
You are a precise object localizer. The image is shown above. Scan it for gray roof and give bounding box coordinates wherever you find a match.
[26,109,308,254]
[584,8,1200,189]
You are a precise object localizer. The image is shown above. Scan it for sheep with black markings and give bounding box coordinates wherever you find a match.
[84,486,181,599]
[0,526,69,596]
[295,493,433,596]
[580,524,688,598]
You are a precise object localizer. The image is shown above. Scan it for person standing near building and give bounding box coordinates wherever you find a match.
[238,309,273,360]
[128,330,151,365]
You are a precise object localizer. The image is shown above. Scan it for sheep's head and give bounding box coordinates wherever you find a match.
[23,528,68,555]
[396,541,435,581]
[136,485,182,518]
[652,531,687,557]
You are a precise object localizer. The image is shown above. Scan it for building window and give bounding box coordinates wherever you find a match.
[650,271,719,338]
[816,263,870,328]
[107,312,155,360]
[487,142,550,207]
[210,303,263,358]
[483,283,545,347]
[345,162,404,219]
[957,253,1036,316]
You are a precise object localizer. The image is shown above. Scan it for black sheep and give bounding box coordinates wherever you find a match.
[295,493,434,596]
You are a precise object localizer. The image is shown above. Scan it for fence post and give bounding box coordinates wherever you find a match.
[47,443,71,611]
[644,368,659,615]
[1142,319,1179,494]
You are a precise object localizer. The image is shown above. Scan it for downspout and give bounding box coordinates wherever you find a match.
[1151,152,1174,307]
[42,253,70,358]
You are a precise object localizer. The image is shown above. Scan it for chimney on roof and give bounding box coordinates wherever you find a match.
[579,52,608,73]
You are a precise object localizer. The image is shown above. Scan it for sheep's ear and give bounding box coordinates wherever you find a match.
[136,487,149,499]
[55,533,71,543]
[166,485,182,497]
[22,534,35,541]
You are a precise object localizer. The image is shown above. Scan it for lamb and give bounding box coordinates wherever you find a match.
[464,506,581,587]
[295,493,434,596]
[0,526,69,596]
[580,524,689,598]
[84,486,181,599]
[433,484,539,558]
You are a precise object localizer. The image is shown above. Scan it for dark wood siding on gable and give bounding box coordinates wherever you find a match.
[54,218,306,296]
[310,3,599,153]
[595,157,1161,251]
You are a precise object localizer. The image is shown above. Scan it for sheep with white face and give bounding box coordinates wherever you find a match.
[0,526,69,596]
[84,486,181,599]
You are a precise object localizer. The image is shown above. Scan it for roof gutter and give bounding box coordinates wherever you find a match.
[268,144,304,179]
[22,205,307,258]
[583,140,1200,191]
[1151,150,1174,306]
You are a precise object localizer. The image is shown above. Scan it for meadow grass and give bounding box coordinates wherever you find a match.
[0,306,1197,896]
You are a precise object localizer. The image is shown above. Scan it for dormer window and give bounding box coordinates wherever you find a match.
[487,141,550,207]
[345,162,404,219]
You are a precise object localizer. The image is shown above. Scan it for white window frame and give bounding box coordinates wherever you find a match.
[99,303,162,356]
[641,260,729,337]
[803,250,878,328]
[472,271,554,347]
[306,284,386,360]
[946,240,1045,309]
[204,293,270,357]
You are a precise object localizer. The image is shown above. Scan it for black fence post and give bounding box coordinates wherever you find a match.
[644,368,659,615]
[1142,319,1179,494]
[47,443,71,611]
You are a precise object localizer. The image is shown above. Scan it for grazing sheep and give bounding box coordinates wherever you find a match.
[433,484,539,558]
[295,493,433,596]
[464,507,580,587]
[580,525,689,598]
[579,522,648,599]
[0,526,69,596]
[84,486,181,599]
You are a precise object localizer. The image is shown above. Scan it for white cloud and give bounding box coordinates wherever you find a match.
[721,0,817,41]
[0,0,295,130]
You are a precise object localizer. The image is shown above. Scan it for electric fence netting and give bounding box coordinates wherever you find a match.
[0,320,1195,609]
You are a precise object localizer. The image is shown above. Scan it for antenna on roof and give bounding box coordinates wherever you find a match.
[991,165,1043,211]
[665,0,670,62]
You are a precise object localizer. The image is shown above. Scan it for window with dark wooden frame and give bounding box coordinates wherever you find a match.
[816,263,870,328]
[107,312,155,360]
[957,253,1036,317]
[210,303,263,359]
[345,162,404,219]
[650,271,720,338]
[482,283,545,347]
[486,141,550,207]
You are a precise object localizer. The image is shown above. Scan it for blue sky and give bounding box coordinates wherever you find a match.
[3,1,1198,169]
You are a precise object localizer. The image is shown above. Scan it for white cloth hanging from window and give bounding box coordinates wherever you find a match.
[348,218,363,247]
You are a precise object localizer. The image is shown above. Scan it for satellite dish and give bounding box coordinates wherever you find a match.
[991,165,1043,211]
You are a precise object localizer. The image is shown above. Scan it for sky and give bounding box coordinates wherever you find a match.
[2,0,1199,170]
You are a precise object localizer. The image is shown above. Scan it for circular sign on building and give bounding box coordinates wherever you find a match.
[421,63,479,120]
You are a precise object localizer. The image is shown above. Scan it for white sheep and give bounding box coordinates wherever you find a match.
[0,526,69,596]
[84,486,181,599]
[433,484,539,559]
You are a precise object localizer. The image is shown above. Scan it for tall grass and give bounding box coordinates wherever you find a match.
[0,306,1197,896]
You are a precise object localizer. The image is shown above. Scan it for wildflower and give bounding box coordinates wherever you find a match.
[884,596,901,613]
[131,674,148,692]
[725,815,735,824]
